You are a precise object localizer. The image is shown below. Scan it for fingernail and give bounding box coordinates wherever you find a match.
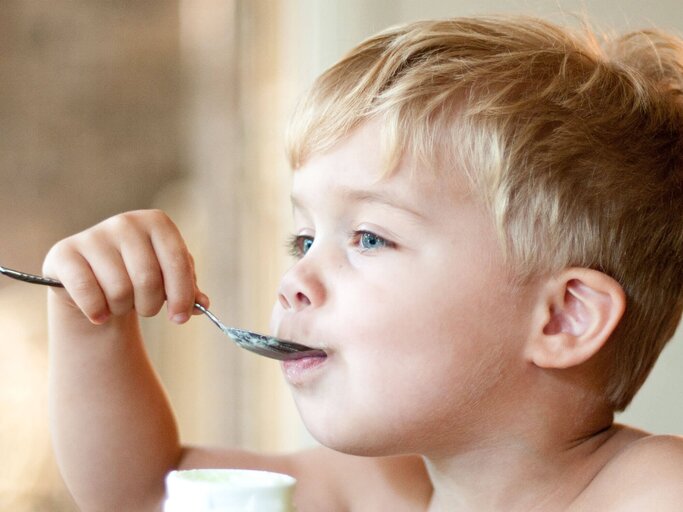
[172,312,189,324]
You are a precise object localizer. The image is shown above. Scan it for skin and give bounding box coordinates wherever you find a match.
[45,120,683,511]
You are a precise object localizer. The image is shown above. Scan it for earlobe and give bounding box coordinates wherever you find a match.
[528,269,626,369]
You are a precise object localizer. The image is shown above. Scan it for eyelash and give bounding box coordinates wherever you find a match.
[287,234,313,258]
[286,231,395,258]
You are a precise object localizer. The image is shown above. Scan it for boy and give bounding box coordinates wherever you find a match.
[44,15,683,511]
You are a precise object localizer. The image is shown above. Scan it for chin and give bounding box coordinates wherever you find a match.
[308,427,398,457]
[296,399,417,457]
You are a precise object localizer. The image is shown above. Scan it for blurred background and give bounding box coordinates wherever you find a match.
[1,1,682,509]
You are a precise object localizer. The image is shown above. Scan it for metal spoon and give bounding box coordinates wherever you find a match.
[0,264,325,361]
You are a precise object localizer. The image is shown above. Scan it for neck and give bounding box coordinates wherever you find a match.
[424,403,617,511]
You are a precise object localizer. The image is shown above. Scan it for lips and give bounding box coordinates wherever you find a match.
[272,321,330,384]
[281,351,328,386]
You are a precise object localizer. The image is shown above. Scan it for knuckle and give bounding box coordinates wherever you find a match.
[105,212,137,233]
[143,208,172,227]
[46,239,68,258]
[43,239,75,270]
[147,208,168,220]
[112,209,175,235]
[131,268,162,291]
[105,278,134,305]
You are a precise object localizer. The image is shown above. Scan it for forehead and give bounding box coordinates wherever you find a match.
[291,119,471,211]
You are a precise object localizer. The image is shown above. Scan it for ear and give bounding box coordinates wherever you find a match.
[527,268,626,369]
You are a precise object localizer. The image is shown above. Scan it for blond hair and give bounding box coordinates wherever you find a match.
[286,16,683,411]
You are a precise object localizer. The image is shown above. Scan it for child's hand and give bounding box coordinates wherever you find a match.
[42,209,208,325]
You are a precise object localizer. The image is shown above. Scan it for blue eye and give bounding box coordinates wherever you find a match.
[302,237,314,254]
[288,231,394,258]
[356,231,390,251]
[287,234,314,258]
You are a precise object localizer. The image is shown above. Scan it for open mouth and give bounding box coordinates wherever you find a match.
[279,341,327,361]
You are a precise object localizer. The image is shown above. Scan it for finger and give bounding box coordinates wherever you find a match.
[77,235,134,317]
[188,252,210,314]
[52,248,111,324]
[193,288,210,314]
[119,232,165,318]
[147,216,195,323]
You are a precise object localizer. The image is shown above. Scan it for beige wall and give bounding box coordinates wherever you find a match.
[0,3,182,509]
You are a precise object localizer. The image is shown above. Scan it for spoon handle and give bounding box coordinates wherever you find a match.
[0,265,64,287]
[0,264,204,309]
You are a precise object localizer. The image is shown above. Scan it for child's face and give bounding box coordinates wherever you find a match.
[271,120,539,456]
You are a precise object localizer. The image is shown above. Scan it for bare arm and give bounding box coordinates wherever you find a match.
[45,210,205,511]
[48,307,178,511]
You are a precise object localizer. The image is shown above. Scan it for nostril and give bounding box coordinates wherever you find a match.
[278,294,291,309]
[296,292,311,306]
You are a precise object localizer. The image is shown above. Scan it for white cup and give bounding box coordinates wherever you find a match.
[164,469,297,512]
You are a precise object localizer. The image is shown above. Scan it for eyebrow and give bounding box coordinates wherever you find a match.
[291,186,427,220]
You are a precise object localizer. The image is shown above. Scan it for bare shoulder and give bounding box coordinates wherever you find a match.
[293,446,432,511]
[577,433,683,511]
[179,445,431,512]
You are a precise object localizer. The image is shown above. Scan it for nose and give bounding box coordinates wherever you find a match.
[277,260,326,311]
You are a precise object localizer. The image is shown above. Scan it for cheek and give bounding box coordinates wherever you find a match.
[341,266,500,353]
[336,274,497,402]
[344,262,518,391]
[295,272,524,455]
